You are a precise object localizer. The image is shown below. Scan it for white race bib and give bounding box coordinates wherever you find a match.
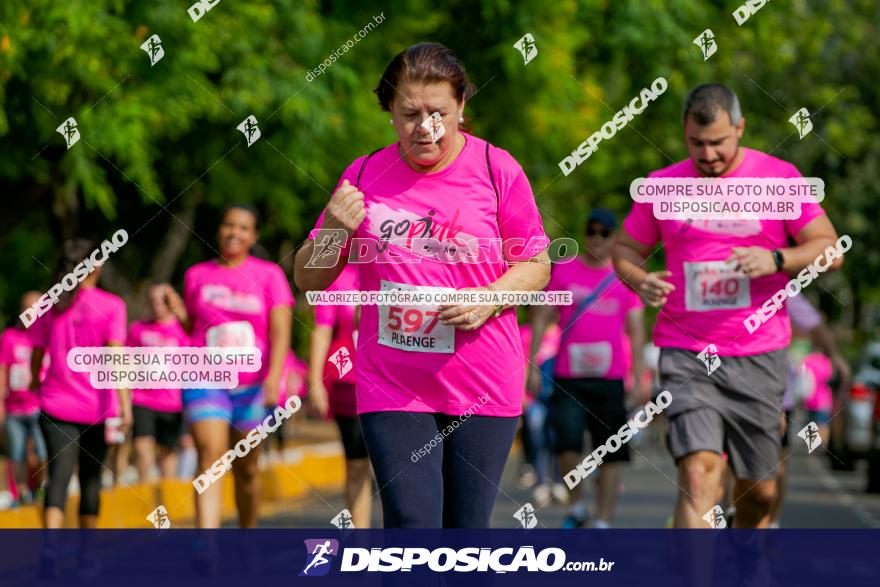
[684,261,750,312]
[567,342,612,378]
[9,364,31,391]
[377,280,455,354]
[206,321,256,348]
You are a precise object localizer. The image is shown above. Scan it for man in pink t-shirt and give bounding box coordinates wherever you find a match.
[530,210,646,528]
[613,84,845,529]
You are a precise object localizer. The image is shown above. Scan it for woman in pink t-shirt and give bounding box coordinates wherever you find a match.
[307,264,374,528]
[30,239,132,533]
[166,204,294,529]
[128,284,190,481]
[0,291,49,506]
[294,43,550,528]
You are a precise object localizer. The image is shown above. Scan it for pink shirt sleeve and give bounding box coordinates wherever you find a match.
[308,159,364,258]
[0,330,11,366]
[623,202,661,247]
[126,323,139,347]
[105,298,127,344]
[622,286,643,313]
[30,312,50,350]
[314,304,338,328]
[782,163,826,236]
[493,148,549,262]
[264,264,295,310]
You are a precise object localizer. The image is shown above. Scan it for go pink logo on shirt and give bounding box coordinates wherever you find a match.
[200,284,263,314]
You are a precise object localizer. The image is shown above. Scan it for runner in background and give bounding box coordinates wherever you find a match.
[613,84,844,528]
[166,204,294,529]
[768,293,850,527]
[30,239,131,568]
[307,263,373,528]
[268,350,307,455]
[0,291,48,507]
[530,209,646,528]
[127,284,189,482]
[518,316,567,505]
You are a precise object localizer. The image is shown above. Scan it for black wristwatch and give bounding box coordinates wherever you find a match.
[771,249,785,272]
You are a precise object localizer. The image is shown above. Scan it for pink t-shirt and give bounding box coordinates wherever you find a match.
[0,327,46,415]
[31,287,127,425]
[127,320,189,413]
[310,134,548,417]
[184,256,294,387]
[314,264,359,387]
[623,148,826,356]
[547,260,642,379]
[802,352,833,412]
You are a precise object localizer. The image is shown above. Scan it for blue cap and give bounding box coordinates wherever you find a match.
[587,208,617,230]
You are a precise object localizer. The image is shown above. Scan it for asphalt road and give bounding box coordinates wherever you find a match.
[255,423,880,529]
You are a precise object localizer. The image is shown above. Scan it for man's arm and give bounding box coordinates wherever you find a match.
[612,230,675,307]
[625,307,647,404]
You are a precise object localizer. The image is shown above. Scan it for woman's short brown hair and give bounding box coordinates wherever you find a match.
[374,42,475,111]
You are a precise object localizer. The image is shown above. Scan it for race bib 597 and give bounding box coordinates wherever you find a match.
[377,280,455,353]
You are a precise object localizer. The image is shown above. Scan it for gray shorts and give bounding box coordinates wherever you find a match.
[659,347,788,481]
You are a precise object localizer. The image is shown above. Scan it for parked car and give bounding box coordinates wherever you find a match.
[859,342,880,492]
[827,343,878,474]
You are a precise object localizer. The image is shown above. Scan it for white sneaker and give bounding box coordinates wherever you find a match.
[532,484,552,506]
[551,483,569,505]
[591,519,611,529]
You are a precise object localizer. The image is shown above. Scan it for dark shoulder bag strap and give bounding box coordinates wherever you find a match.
[355,148,383,188]
[485,141,501,226]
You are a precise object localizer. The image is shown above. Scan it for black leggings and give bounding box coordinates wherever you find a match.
[360,411,518,528]
[40,413,108,516]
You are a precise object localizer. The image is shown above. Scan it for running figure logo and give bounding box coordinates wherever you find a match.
[139,34,165,66]
[513,33,538,65]
[237,115,261,147]
[693,29,717,61]
[330,508,355,529]
[420,112,445,143]
[306,228,348,269]
[329,347,353,379]
[697,344,721,376]
[513,503,538,529]
[146,505,171,529]
[300,539,339,577]
[56,117,80,149]
[789,108,813,139]
[702,505,727,529]
[797,421,822,454]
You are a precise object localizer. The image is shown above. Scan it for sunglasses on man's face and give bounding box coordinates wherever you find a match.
[586,226,613,238]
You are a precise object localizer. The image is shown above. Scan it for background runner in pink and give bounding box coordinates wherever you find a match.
[0,327,43,416]
[310,133,548,417]
[548,258,643,379]
[623,147,825,356]
[31,286,126,424]
[184,255,294,386]
[313,264,358,415]
[127,319,189,413]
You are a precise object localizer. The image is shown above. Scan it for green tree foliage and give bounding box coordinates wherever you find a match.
[1,0,877,346]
